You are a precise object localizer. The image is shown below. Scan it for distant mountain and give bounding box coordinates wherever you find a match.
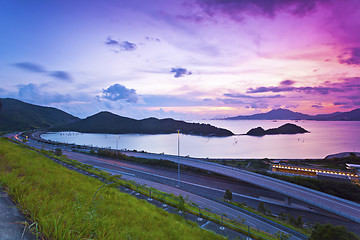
[314,108,360,121]
[0,98,79,132]
[224,108,360,121]
[225,109,311,120]
[246,123,309,136]
[52,111,234,137]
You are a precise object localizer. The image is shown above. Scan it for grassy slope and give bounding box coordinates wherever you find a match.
[0,139,223,240]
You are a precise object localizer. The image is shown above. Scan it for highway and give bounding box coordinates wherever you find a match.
[10,134,307,239]
[62,151,308,239]
[64,150,360,235]
[11,133,360,237]
[119,151,360,224]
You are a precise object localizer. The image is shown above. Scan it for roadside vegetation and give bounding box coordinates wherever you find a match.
[253,170,360,203]
[309,223,359,240]
[0,139,224,240]
[223,191,311,237]
[223,190,359,239]
[290,155,360,171]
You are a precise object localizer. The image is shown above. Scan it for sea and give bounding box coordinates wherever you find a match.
[41,120,360,159]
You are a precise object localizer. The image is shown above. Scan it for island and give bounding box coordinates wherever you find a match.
[246,123,309,136]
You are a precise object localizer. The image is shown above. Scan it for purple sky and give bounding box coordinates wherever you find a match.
[1,0,360,119]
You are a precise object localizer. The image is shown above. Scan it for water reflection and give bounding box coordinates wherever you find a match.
[42,120,360,159]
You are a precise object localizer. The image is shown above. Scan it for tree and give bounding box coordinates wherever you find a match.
[309,223,359,240]
[258,202,267,214]
[278,212,287,221]
[275,231,291,240]
[177,194,188,221]
[295,216,303,228]
[289,215,296,226]
[54,148,62,156]
[224,189,233,201]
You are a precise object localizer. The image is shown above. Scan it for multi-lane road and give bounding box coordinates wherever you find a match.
[119,151,360,224]
[10,132,360,237]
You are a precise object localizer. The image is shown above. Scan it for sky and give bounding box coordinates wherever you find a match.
[0,0,360,119]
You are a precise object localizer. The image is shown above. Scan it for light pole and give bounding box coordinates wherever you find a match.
[177,130,181,188]
[116,135,119,158]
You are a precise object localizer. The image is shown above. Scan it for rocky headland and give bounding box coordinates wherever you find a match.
[246,123,309,136]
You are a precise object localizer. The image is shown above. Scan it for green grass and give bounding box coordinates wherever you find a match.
[0,139,224,240]
[50,149,278,240]
[225,201,311,237]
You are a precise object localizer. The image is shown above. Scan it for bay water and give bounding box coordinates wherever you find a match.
[42,120,360,159]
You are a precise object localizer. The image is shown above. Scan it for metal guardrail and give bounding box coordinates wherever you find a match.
[172,156,360,223]
[118,178,279,240]
[13,137,313,239]
[22,135,359,230]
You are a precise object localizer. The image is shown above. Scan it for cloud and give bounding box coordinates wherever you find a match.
[12,62,46,73]
[48,71,72,82]
[102,84,138,103]
[334,102,347,106]
[15,83,72,105]
[105,37,119,46]
[170,67,192,78]
[338,47,360,65]
[105,37,137,52]
[247,86,345,95]
[145,36,161,42]
[223,93,284,99]
[250,102,269,109]
[196,0,323,20]
[220,93,279,108]
[12,62,72,81]
[311,104,323,108]
[280,80,296,86]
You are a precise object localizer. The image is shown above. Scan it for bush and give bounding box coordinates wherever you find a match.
[224,189,233,201]
[54,148,62,156]
[309,223,359,240]
[258,202,267,214]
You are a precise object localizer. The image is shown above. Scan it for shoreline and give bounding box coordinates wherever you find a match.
[32,131,359,161]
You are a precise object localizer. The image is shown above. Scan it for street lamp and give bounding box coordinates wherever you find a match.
[116,135,119,158]
[177,130,181,188]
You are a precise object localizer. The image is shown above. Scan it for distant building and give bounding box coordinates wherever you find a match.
[271,164,359,179]
[346,163,360,176]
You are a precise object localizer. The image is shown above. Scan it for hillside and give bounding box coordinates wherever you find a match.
[52,111,234,136]
[225,108,360,121]
[0,98,79,132]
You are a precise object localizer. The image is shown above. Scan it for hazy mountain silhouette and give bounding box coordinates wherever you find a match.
[224,108,360,121]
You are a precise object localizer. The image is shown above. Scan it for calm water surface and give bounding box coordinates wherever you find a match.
[42,120,360,159]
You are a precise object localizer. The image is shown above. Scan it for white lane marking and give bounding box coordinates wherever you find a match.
[201,221,210,229]
[69,152,310,209]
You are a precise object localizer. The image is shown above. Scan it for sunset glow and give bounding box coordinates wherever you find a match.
[1,0,360,119]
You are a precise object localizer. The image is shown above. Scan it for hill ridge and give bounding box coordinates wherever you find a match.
[52,111,234,136]
[224,108,360,121]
